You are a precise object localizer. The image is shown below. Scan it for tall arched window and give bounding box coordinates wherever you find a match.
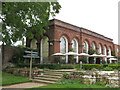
[30,39,37,49]
[92,42,96,50]
[104,46,107,55]
[108,47,111,56]
[98,44,102,54]
[60,36,68,54]
[72,39,78,53]
[83,41,89,53]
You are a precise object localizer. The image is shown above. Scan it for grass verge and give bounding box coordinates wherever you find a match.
[26,79,110,89]
[2,72,31,86]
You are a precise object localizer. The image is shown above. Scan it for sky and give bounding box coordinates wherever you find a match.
[54,0,119,45]
[1,0,119,45]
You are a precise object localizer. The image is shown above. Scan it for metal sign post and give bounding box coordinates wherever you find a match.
[23,50,39,80]
[29,51,32,80]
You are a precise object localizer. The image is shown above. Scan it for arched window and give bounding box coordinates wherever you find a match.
[72,39,78,53]
[83,41,89,53]
[30,39,37,49]
[60,36,68,53]
[108,47,111,56]
[92,42,96,50]
[98,44,102,54]
[104,46,107,55]
[40,36,49,64]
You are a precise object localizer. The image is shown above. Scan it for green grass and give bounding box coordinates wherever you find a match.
[2,72,31,85]
[26,79,110,89]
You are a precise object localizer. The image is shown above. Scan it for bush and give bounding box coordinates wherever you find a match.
[108,65,120,70]
[103,67,113,71]
[91,68,98,71]
[62,72,71,79]
[61,64,74,69]
[72,72,84,75]
[17,64,61,69]
[75,64,103,70]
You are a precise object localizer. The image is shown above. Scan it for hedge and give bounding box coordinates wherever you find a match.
[61,64,74,69]
[17,64,61,69]
[75,64,103,70]
[108,65,120,70]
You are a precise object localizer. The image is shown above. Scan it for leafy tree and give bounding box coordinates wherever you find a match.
[1,2,61,45]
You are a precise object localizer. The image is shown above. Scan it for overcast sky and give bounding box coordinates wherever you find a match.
[55,0,119,44]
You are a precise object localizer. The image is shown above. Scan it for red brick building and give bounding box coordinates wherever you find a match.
[26,19,120,64]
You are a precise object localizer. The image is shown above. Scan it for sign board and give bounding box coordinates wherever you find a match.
[23,50,39,58]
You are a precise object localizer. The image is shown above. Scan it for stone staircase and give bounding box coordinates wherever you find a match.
[32,69,75,84]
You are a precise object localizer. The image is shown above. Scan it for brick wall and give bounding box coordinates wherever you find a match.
[2,45,21,65]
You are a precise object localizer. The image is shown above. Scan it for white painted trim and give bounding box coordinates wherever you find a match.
[60,36,68,63]
[72,38,79,63]
[40,39,43,64]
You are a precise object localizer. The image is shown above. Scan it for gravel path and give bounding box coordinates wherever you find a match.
[2,82,48,89]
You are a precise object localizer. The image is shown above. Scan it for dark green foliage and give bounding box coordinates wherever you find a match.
[80,57,88,63]
[61,64,74,69]
[62,72,71,79]
[69,48,75,64]
[17,64,61,69]
[111,50,115,56]
[108,64,120,70]
[88,49,96,55]
[1,2,61,45]
[72,72,84,75]
[102,67,113,71]
[75,64,103,70]
[11,47,37,64]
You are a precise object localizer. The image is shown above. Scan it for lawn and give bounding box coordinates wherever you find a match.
[27,79,111,89]
[2,72,31,85]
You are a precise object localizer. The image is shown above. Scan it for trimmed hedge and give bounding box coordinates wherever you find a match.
[75,64,103,70]
[108,65,120,70]
[61,64,74,69]
[17,64,61,69]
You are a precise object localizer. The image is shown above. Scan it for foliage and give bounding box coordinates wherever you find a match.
[2,72,31,85]
[33,79,110,88]
[91,68,98,71]
[75,64,103,70]
[61,64,74,69]
[111,50,115,56]
[80,57,88,63]
[88,49,96,55]
[1,2,61,45]
[62,73,71,79]
[17,64,61,69]
[108,65,120,70]
[95,81,107,86]
[10,48,25,64]
[72,72,84,75]
[102,67,113,71]
[69,48,75,64]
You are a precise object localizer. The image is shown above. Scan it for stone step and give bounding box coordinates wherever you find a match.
[32,79,56,84]
[43,73,63,76]
[33,77,60,81]
[36,75,62,79]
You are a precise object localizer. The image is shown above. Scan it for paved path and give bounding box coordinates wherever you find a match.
[2,82,48,89]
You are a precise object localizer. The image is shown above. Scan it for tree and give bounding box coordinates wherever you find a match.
[1,2,61,45]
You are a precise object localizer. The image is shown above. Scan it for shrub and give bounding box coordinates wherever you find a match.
[61,64,74,69]
[62,72,71,79]
[17,64,61,69]
[75,64,103,70]
[72,72,84,75]
[108,65,120,70]
[91,68,98,71]
[103,67,113,71]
